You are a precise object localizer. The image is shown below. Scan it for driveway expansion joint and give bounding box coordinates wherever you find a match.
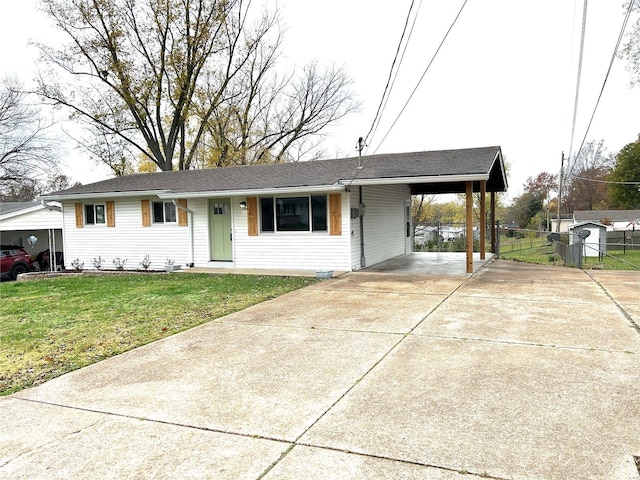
[412,333,638,354]
[288,442,512,480]
[584,270,640,335]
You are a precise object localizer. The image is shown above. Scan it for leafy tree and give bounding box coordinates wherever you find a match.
[0,78,57,198]
[411,194,436,224]
[608,135,640,208]
[622,2,640,85]
[429,200,466,225]
[0,174,76,202]
[563,140,613,211]
[523,172,557,199]
[505,191,543,229]
[36,0,358,173]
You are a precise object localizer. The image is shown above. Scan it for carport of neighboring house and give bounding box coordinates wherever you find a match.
[0,201,64,271]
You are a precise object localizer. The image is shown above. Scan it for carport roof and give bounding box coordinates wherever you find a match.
[41,146,507,199]
[0,201,41,217]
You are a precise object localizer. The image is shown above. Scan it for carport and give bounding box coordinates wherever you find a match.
[364,252,494,275]
[0,201,64,271]
[372,146,508,274]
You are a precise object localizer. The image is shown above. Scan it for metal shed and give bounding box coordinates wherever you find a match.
[568,221,607,258]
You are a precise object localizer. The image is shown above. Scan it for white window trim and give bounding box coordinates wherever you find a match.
[259,194,329,234]
[152,201,177,224]
[84,203,106,226]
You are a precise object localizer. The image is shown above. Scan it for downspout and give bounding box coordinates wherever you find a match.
[172,200,195,267]
[41,200,62,271]
[359,186,366,268]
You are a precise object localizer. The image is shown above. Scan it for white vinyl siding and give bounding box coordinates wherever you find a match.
[0,207,62,231]
[349,189,363,271]
[350,184,410,270]
[61,187,407,273]
[231,193,351,271]
[62,198,193,271]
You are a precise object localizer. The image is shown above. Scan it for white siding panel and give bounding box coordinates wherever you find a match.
[231,193,351,271]
[189,198,211,265]
[350,189,362,270]
[0,207,62,231]
[63,193,354,273]
[62,199,192,271]
[361,184,409,268]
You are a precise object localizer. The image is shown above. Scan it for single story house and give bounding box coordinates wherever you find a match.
[550,214,574,233]
[573,210,640,231]
[39,147,507,274]
[0,201,64,269]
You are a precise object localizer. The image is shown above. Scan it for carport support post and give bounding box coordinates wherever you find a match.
[465,181,473,274]
[480,181,486,260]
[490,191,496,253]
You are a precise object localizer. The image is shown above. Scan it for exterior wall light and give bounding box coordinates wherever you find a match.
[239,201,247,209]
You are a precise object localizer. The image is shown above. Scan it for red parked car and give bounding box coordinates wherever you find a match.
[0,245,33,280]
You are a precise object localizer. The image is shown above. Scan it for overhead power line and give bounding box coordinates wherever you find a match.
[572,175,640,185]
[566,0,588,176]
[568,0,636,178]
[371,0,469,155]
[362,0,419,149]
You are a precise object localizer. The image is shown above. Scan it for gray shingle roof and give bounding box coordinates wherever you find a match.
[41,146,506,198]
[0,201,41,216]
[574,210,640,223]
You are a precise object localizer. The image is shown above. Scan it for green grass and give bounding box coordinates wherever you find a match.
[498,235,640,270]
[0,273,317,396]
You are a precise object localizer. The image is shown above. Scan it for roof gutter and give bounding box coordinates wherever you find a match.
[40,199,62,212]
[172,199,195,268]
[39,190,171,201]
[157,184,346,199]
[342,174,490,187]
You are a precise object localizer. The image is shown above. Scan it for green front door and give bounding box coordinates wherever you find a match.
[209,199,233,261]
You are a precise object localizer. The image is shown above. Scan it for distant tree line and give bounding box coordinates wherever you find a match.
[504,138,640,230]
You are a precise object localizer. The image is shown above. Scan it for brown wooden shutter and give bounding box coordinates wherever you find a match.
[177,199,188,226]
[106,201,115,227]
[75,203,83,228]
[247,197,258,236]
[329,193,342,236]
[141,200,151,227]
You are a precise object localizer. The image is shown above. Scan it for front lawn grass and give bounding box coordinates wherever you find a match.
[0,273,316,396]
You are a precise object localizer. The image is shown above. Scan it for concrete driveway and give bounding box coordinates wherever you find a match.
[2,260,639,479]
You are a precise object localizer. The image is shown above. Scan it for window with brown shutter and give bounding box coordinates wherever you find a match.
[247,197,258,236]
[141,200,151,226]
[329,193,342,235]
[75,203,83,228]
[106,201,115,227]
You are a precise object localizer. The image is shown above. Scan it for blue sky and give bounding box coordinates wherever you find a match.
[2,0,639,199]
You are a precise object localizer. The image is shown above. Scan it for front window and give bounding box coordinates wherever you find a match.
[153,201,176,223]
[260,195,328,233]
[84,204,105,225]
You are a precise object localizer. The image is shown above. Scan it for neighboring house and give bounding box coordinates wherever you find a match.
[573,210,640,231]
[40,147,507,273]
[0,201,64,269]
[550,214,574,233]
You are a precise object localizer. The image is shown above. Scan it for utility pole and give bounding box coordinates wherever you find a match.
[356,137,366,267]
[356,137,365,169]
[556,151,565,233]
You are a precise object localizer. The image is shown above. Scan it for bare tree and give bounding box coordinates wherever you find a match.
[36,0,358,172]
[0,78,57,198]
[564,140,614,211]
